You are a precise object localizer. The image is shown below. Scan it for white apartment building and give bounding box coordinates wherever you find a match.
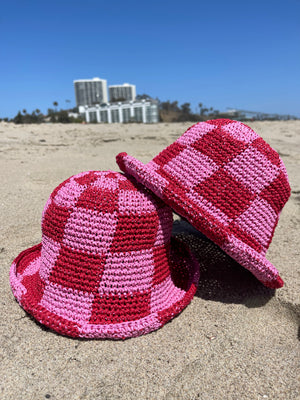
[79,100,159,124]
[74,78,108,106]
[109,83,136,102]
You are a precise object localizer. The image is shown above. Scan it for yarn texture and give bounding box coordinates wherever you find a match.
[116,119,291,288]
[10,171,200,339]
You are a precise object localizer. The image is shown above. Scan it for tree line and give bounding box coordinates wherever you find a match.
[158,100,226,122]
[1,97,295,124]
[3,98,222,124]
[1,102,83,124]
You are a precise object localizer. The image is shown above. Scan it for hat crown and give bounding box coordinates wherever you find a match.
[41,170,169,255]
[40,169,173,289]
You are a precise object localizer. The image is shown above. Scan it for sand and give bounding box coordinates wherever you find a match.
[0,120,299,400]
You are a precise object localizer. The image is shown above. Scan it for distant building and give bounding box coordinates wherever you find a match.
[79,99,159,124]
[74,78,108,107]
[68,112,79,119]
[109,83,136,102]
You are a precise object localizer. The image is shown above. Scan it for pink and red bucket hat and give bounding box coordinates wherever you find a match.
[117,119,291,289]
[10,119,291,339]
[10,171,199,339]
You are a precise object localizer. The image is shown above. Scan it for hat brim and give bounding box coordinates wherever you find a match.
[116,153,283,289]
[10,237,200,339]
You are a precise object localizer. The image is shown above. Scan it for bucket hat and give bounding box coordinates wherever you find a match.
[10,170,200,339]
[116,119,291,289]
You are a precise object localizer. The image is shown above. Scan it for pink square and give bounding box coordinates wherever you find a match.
[92,174,121,191]
[150,276,185,313]
[225,147,280,193]
[232,197,277,249]
[80,313,161,338]
[223,121,259,143]
[10,263,26,301]
[98,249,154,295]
[42,197,52,223]
[63,208,117,255]
[177,122,215,146]
[148,161,161,171]
[22,257,40,277]
[54,180,85,208]
[40,283,94,324]
[164,147,218,189]
[118,190,156,215]
[154,212,173,246]
[40,235,62,282]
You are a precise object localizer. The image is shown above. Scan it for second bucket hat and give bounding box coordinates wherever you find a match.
[10,170,200,339]
[116,119,291,289]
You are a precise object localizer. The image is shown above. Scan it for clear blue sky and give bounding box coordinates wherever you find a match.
[1,0,300,118]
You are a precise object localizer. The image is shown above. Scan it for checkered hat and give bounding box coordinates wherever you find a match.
[10,171,200,339]
[116,119,291,289]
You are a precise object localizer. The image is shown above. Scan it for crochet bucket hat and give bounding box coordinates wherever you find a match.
[116,119,291,289]
[10,171,200,339]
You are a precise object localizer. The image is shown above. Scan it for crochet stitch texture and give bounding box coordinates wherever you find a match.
[10,171,200,339]
[116,119,291,288]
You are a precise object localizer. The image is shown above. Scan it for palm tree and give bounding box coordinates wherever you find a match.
[22,109,27,115]
[53,101,58,112]
[198,103,203,115]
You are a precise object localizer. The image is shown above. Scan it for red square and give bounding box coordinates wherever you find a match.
[192,128,246,166]
[260,171,291,214]
[76,186,118,213]
[89,290,151,324]
[22,271,45,307]
[74,172,99,186]
[152,243,171,286]
[153,142,186,167]
[157,166,186,191]
[228,223,262,253]
[35,305,80,337]
[42,202,71,243]
[110,212,159,252]
[206,119,233,127]
[49,245,106,293]
[194,169,256,219]
[118,177,138,191]
[105,171,121,180]
[251,138,280,166]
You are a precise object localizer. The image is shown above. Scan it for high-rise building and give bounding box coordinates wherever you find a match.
[109,83,136,102]
[73,78,108,106]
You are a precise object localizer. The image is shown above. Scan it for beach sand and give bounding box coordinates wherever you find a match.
[0,120,299,400]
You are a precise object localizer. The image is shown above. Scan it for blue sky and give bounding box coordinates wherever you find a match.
[1,0,300,118]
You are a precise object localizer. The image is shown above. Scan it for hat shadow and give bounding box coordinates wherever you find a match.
[172,219,275,308]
